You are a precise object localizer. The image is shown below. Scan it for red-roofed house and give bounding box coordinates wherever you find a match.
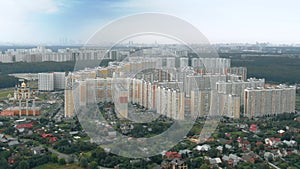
[165,152,181,159]
[49,137,58,143]
[228,158,234,166]
[8,154,19,164]
[265,137,281,147]
[225,133,231,138]
[278,130,285,137]
[16,122,33,129]
[249,124,258,132]
[256,142,264,147]
[238,139,251,151]
[42,133,53,138]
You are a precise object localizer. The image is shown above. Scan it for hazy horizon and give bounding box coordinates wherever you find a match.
[1,0,300,44]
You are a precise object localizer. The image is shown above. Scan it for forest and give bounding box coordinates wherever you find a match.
[0,74,19,89]
[0,61,76,74]
[231,57,300,84]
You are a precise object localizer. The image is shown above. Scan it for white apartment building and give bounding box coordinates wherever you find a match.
[38,72,66,91]
[216,78,265,104]
[38,73,54,91]
[191,58,231,74]
[54,72,66,90]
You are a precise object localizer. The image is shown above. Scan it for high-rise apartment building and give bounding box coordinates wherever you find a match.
[38,72,66,91]
[216,78,265,104]
[38,73,54,91]
[64,56,296,120]
[64,89,74,118]
[191,58,231,74]
[244,85,296,117]
[54,72,66,90]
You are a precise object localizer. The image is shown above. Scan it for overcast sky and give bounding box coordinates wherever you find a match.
[0,0,299,44]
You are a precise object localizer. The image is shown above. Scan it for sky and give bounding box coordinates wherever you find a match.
[0,0,299,44]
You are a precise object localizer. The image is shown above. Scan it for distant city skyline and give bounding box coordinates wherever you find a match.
[1,0,300,44]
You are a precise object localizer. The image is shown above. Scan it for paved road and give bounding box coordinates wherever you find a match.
[47,147,78,163]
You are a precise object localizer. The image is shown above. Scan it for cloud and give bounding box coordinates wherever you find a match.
[0,0,64,42]
[7,0,62,14]
[1,0,300,43]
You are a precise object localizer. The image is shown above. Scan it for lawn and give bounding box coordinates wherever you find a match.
[79,136,91,142]
[33,163,83,169]
[0,88,14,100]
[37,93,48,100]
[231,131,243,135]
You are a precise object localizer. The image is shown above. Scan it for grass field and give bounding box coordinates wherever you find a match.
[33,163,83,169]
[0,88,14,100]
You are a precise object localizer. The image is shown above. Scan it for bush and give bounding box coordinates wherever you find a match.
[79,157,88,168]
[90,161,98,169]
[58,158,66,165]
[50,154,58,163]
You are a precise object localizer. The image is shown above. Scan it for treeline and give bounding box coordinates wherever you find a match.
[0,59,113,75]
[1,57,299,88]
[0,74,19,88]
[0,61,76,74]
[0,59,114,89]
[231,57,300,84]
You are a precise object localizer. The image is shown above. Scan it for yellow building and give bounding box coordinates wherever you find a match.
[64,89,74,118]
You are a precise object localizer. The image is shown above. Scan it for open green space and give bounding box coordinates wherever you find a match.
[0,88,14,100]
[33,163,83,169]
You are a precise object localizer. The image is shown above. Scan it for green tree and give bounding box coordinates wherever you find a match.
[188,157,203,168]
[0,157,8,169]
[278,162,289,169]
[200,164,210,169]
[254,163,270,169]
[58,158,66,165]
[50,154,58,163]
[17,160,29,169]
[90,161,98,169]
[91,148,107,159]
[207,148,218,158]
[79,157,88,168]
[259,144,265,150]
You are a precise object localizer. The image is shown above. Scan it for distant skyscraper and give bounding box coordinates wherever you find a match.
[166,57,176,68]
[180,57,189,68]
[109,50,118,60]
[192,58,231,74]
